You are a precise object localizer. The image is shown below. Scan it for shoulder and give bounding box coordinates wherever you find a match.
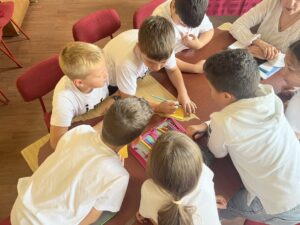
[142,179,163,195]
[61,125,96,141]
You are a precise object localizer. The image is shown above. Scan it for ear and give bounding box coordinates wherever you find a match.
[73,79,83,88]
[131,135,142,146]
[224,92,236,103]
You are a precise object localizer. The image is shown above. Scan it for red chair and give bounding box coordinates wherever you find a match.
[16,55,64,131]
[72,9,121,43]
[133,0,165,29]
[0,217,11,225]
[0,1,30,68]
[244,220,300,225]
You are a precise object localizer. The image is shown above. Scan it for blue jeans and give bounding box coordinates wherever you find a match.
[219,188,300,225]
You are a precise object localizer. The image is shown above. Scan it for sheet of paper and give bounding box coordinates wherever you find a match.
[118,145,128,159]
[228,41,247,49]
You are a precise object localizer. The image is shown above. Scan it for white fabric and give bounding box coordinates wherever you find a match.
[153,0,213,53]
[11,125,129,225]
[229,0,300,53]
[208,84,300,214]
[103,30,177,95]
[139,164,221,225]
[50,76,109,127]
[285,90,300,133]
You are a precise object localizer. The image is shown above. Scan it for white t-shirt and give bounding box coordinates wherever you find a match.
[103,30,177,95]
[285,90,300,134]
[139,164,221,225]
[11,125,129,225]
[50,76,109,127]
[152,0,213,53]
[208,84,300,214]
[229,0,300,53]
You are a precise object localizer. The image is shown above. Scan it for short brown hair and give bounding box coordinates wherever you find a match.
[138,16,175,61]
[102,97,153,146]
[59,41,104,80]
[204,49,260,100]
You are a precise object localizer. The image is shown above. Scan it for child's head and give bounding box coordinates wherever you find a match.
[102,97,153,147]
[283,40,300,87]
[59,42,108,89]
[148,131,203,225]
[138,16,175,71]
[204,49,260,107]
[171,0,208,28]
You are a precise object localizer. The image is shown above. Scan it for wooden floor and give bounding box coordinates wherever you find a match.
[0,0,239,223]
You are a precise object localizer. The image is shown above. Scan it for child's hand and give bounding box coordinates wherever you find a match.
[155,101,177,114]
[247,45,266,60]
[216,195,227,209]
[136,212,150,224]
[186,123,208,138]
[181,33,202,50]
[177,93,197,115]
[253,39,279,60]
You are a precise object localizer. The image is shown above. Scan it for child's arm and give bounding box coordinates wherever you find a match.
[181,29,214,50]
[50,125,68,149]
[176,58,205,74]
[79,207,102,225]
[166,66,196,114]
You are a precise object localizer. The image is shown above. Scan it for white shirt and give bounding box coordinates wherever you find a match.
[153,0,213,53]
[208,84,300,214]
[11,125,129,225]
[50,76,109,127]
[285,90,300,134]
[139,164,221,225]
[103,30,177,95]
[229,0,300,53]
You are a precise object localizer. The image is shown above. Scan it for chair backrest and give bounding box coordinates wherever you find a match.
[0,1,14,37]
[133,0,165,29]
[72,9,121,43]
[0,217,11,225]
[16,55,64,111]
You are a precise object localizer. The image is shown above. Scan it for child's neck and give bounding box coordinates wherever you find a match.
[100,135,122,154]
[76,85,93,94]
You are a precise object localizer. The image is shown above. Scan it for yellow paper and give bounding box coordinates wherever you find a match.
[159,107,199,121]
[118,145,128,159]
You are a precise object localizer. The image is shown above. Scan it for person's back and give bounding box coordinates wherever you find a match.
[188,49,300,224]
[11,97,153,225]
[137,131,221,225]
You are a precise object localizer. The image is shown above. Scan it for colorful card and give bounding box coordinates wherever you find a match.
[129,118,186,168]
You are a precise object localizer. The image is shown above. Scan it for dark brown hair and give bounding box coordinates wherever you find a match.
[102,97,153,146]
[138,16,175,61]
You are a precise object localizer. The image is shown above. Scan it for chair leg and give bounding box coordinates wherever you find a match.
[0,89,9,104]
[0,40,22,68]
[10,19,30,40]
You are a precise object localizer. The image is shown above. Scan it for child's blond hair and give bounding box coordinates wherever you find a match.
[138,16,175,61]
[148,131,203,225]
[59,41,104,80]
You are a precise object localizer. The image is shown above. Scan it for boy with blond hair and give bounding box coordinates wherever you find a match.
[104,16,196,114]
[153,0,214,74]
[50,42,110,149]
[11,97,153,225]
[187,49,300,224]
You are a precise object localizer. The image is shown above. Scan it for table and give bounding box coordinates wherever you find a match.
[108,29,286,224]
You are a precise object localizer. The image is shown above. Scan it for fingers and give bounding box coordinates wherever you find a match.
[216,195,227,209]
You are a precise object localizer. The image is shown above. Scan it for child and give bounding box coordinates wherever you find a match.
[282,40,300,139]
[187,49,300,224]
[136,131,223,225]
[229,0,300,60]
[103,16,196,115]
[11,97,153,225]
[50,41,111,149]
[153,0,214,74]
